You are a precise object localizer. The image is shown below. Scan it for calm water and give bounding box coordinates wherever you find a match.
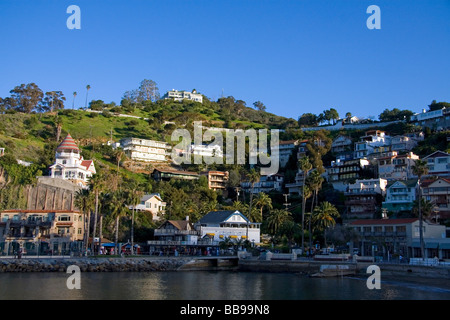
[0,271,449,300]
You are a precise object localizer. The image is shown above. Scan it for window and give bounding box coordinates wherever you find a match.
[58,215,71,222]
[438,158,447,164]
[78,228,82,235]
[2,215,9,222]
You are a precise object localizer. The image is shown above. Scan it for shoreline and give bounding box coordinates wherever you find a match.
[1,256,450,281]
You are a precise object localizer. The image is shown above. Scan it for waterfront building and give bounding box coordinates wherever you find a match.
[421,178,450,221]
[151,168,200,181]
[382,179,419,213]
[162,89,203,103]
[376,151,419,181]
[195,210,261,244]
[423,151,450,177]
[202,170,229,191]
[119,137,169,162]
[0,209,84,255]
[349,218,449,260]
[344,178,387,219]
[241,174,284,194]
[130,193,166,221]
[49,134,96,187]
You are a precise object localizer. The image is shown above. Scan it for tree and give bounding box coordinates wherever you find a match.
[87,172,105,255]
[266,209,292,239]
[298,113,319,127]
[379,108,413,122]
[85,85,91,109]
[253,192,272,221]
[312,201,340,247]
[72,92,77,109]
[107,190,129,254]
[41,91,66,112]
[428,100,450,111]
[298,156,312,252]
[412,159,429,260]
[125,180,144,255]
[246,168,260,239]
[307,170,324,247]
[74,188,94,254]
[9,83,44,113]
[138,79,160,102]
[253,101,266,112]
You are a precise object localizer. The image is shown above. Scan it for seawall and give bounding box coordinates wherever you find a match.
[0,257,193,272]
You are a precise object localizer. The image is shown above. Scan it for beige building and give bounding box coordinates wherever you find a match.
[202,171,229,191]
[0,209,84,255]
[120,137,169,162]
[131,193,166,221]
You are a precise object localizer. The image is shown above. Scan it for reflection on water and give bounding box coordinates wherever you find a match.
[0,271,449,300]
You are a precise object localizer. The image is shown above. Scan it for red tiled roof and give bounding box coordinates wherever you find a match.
[81,160,93,169]
[350,218,418,225]
[57,134,80,152]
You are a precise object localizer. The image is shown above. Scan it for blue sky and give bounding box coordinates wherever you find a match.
[0,0,449,120]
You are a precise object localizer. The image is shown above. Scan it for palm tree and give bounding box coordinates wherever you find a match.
[280,220,301,249]
[313,201,340,247]
[412,159,429,260]
[246,168,260,239]
[253,192,272,221]
[87,172,105,255]
[307,170,324,247]
[298,156,312,252]
[266,209,292,240]
[72,91,77,109]
[107,190,129,255]
[125,181,144,255]
[85,85,91,109]
[74,188,94,254]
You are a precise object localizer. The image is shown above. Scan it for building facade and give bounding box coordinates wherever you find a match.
[162,89,203,103]
[120,137,169,162]
[354,130,391,159]
[376,151,419,181]
[423,151,450,177]
[202,171,229,191]
[0,209,84,255]
[131,193,166,221]
[382,179,418,213]
[195,210,261,244]
[49,134,96,187]
[422,178,450,220]
[241,174,284,194]
[344,178,387,219]
[349,218,448,259]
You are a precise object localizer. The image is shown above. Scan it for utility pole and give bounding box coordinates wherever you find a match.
[283,194,291,210]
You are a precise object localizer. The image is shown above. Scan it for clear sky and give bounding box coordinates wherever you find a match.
[0,0,449,121]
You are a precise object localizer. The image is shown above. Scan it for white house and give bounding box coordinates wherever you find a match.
[382,179,419,213]
[162,89,203,103]
[190,144,223,158]
[49,134,96,187]
[195,210,261,244]
[354,130,391,159]
[423,151,450,177]
[119,137,169,162]
[277,140,299,168]
[241,174,284,194]
[130,193,166,221]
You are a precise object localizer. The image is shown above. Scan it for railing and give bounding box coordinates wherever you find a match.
[154,229,199,236]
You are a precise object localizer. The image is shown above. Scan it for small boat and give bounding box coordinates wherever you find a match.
[310,264,356,277]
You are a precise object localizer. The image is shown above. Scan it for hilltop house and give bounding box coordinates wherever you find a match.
[49,134,96,187]
[119,137,169,162]
[162,89,203,103]
[325,158,371,192]
[354,130,391,159]
[331,135,353,160]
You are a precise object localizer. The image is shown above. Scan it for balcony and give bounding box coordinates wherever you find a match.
[154,229,199,236]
